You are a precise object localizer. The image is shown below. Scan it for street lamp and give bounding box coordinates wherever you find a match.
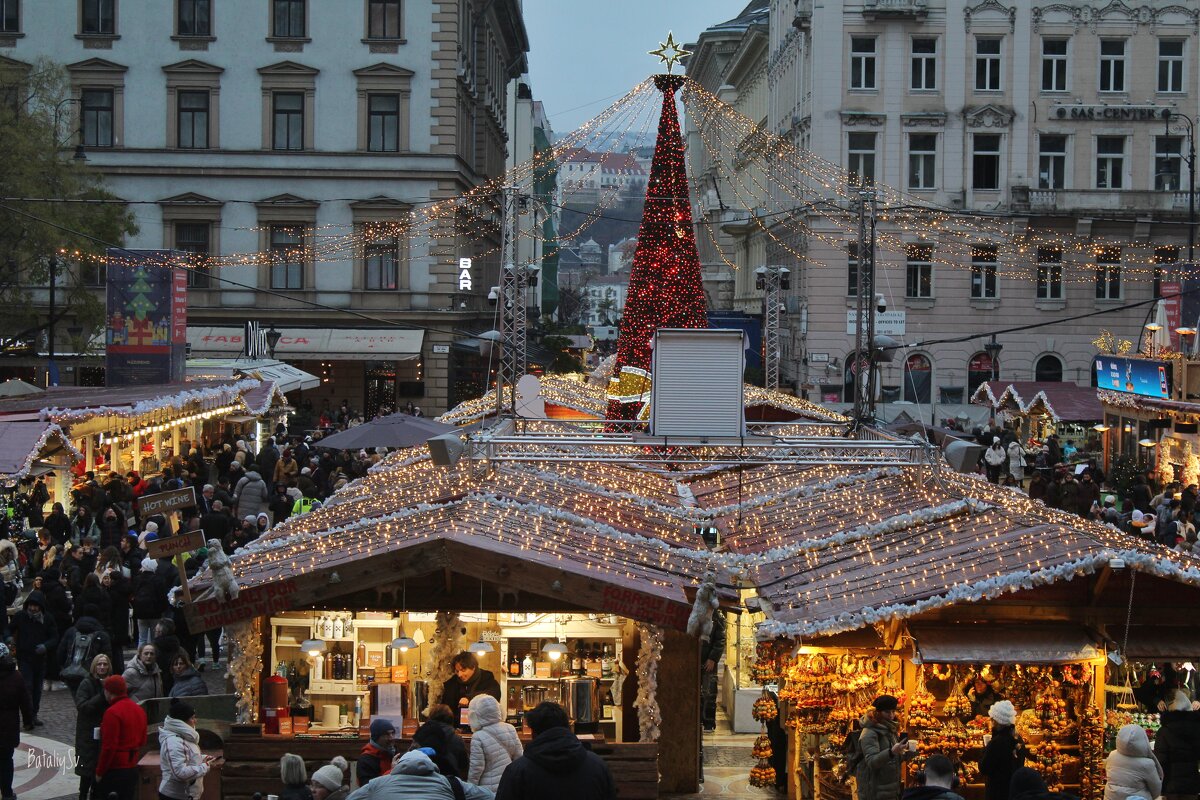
[1165,110,1196,275]
[983,335,1002,382]
[265,325,282,359]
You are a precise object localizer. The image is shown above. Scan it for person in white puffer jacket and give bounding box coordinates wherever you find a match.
[158,698,223,800]
[1104,723,1162,800]
[467,693,523,789]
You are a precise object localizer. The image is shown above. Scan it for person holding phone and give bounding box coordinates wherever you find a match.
[856,695,915,800]
[158,698,222,800]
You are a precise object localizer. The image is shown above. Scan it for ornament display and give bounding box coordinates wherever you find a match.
[753,689,779,722]
[943,690,972,719]
[753,733,774,759]
[750,759,777,788]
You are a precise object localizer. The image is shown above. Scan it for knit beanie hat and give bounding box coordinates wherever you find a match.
[989,699,1017,726]
[369,717,396,745]
[311,764,345,792]
[873,695,899,712]
[103,675,127,696]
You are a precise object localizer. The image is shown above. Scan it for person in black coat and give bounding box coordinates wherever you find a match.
[411,704,468,780]
[979,700,1026,800]
[1155,691,1200,798]
[73,652,112,800]
[72,573,111,626]
[9,589,57,725]
[0,643,33,800]
[437,652,502,715]
[701,612,726,732]
[131,558,166,648]
[56,607,115,691]
[152,617,183,695]
[100,568,132,667]
[493,701,616,800]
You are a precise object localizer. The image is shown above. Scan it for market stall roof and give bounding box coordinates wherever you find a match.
[0,378,262,423]
[0,422,81,483]
[1116,627,1200,660]
[188,326,424,361]
[186,358,320,396]
[0,380,42,398]
[971,381,1103,422]
[911,624,1102,664]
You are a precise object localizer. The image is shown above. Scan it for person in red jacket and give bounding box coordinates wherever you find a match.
[96,675,147,799]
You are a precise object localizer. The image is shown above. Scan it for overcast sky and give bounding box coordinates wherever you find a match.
[523,1,746,135]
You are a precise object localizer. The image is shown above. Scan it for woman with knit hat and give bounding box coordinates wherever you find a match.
[159,698,222,800]
[310,758,350,800]
[980,700,1026,800]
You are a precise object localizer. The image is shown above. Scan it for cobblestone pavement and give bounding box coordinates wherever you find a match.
[26,661,230,800]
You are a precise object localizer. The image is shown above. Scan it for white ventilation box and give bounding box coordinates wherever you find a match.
[650,328,746,439]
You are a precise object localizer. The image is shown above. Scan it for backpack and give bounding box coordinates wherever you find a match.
[843,726,865,775]
[59,630,102,684]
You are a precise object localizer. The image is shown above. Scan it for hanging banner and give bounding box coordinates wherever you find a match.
[106,250,187,386]
[1162,282,1182,351]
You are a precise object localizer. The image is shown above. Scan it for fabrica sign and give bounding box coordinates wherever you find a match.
[1051,105,1170,122]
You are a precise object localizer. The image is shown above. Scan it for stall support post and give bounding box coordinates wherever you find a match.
[132,433,142,472]
[170,511,193,605]
[84,436,94,472]
[110,436,120,474]
[171,425,180,460]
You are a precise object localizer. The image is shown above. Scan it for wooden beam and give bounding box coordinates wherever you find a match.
[657,628,700,793]
[1090,566,1113,607]
[443,567,453,595]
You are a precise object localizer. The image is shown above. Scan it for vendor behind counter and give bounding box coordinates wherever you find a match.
[439,653,501,725]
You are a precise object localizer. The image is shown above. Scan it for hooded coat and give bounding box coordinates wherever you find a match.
[168,666,208,698]
[854,711,903,800]
[56,615,114,687]
[158,715,210,800]
[1104,723,1162,800]
[493,725,616,800]
[411,719,468,780]
[123,653,165,702]
[0,662,32,748]
[1155,709,1200,795]
[467,694,523,789]
[344,750,492,800]
[11,590,58,660]
[234,471,270,519]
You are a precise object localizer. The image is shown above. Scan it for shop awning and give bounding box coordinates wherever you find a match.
[1118,628,1200,660]
[0,422,81,483]
[188,327,424,361]
[912,624,1102,664]
[186,359,319,394]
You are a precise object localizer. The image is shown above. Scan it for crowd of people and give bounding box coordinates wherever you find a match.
[0,416,396,800]
[854,676,1200,800]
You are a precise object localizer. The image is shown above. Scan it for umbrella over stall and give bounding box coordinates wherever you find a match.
[312,412,457,450]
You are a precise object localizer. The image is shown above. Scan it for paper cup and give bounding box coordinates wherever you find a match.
[983,734,992,746]
[908,740,918,752]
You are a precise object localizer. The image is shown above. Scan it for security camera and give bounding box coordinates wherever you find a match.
[487,286,500,306]
[875,293,887,313]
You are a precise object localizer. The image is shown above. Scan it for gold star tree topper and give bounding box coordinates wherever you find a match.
[649,32,691,74]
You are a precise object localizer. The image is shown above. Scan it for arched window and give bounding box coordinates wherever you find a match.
[903,353,932,403]
[1035,354,1064,383]
[967,352,995,398]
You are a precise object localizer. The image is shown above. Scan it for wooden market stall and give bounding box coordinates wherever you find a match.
[182,453,745,799]
[971,381,1104,444]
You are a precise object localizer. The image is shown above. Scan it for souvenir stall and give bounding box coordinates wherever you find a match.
[971,381,1103,447]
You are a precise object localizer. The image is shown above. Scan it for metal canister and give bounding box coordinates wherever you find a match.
[411,680,429,719]
[559,676,600,731]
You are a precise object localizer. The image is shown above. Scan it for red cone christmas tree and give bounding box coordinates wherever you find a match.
[606,74,708,420]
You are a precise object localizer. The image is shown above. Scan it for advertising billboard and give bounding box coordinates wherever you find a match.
[1093,356,1173,400]
[105,250,188,387]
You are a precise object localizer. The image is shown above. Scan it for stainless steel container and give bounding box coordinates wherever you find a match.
[559,676,600,728]
[411,680,429,718]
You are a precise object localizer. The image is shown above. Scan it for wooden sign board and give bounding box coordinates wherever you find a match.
[601,585,691,630]
[139,487,197,518]
[184,578,301,633]
[146,530,205,560]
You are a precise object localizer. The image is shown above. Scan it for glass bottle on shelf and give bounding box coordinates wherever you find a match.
[344,616,354,636]
[572,643,584,675]
[509,653,521,677]
[588,643,600,674]
[357,643,367,667]
[322,614,335,639]
[333,614,345,639]
[602,644,613,677]
[522,653,535,678]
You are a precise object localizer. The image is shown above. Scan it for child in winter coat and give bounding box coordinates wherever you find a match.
[1104,723,1163,800]
[466,693,523,789]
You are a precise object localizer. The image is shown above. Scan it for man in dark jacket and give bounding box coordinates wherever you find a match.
[411,704,468,780]
[1155,690,1200,799]
[0,642,32,800]
[357,716,396,786]
[902,754,964,800]
[856,695,915,800]
[701,611,726,732]
[495,701,616,800]
[200,501,234,542]
[56,608,114,692]
[9,590,57,725]
[43,503,70,545]
[437,652,501,715]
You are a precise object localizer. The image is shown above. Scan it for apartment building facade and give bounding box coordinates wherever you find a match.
[2,0,530,414]
[693,0,1199,421]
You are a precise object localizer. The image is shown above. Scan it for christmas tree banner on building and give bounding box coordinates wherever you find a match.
[106,250,188,386]
[606,74,708,421]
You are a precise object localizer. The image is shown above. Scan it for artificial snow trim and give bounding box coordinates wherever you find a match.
[636,622,664,742]
[424,611,462,717]
[969,381,1002,408]
[1096,390,1141,410]
[0,423,82,480]
[41,378,262,423]
[240,380,288,417]
[756,546,1200,641]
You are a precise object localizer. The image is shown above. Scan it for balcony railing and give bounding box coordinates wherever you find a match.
[1013,185,1191,215]
[863,0,928,19]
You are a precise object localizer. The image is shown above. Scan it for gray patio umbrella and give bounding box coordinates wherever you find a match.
[312,413,457,450]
